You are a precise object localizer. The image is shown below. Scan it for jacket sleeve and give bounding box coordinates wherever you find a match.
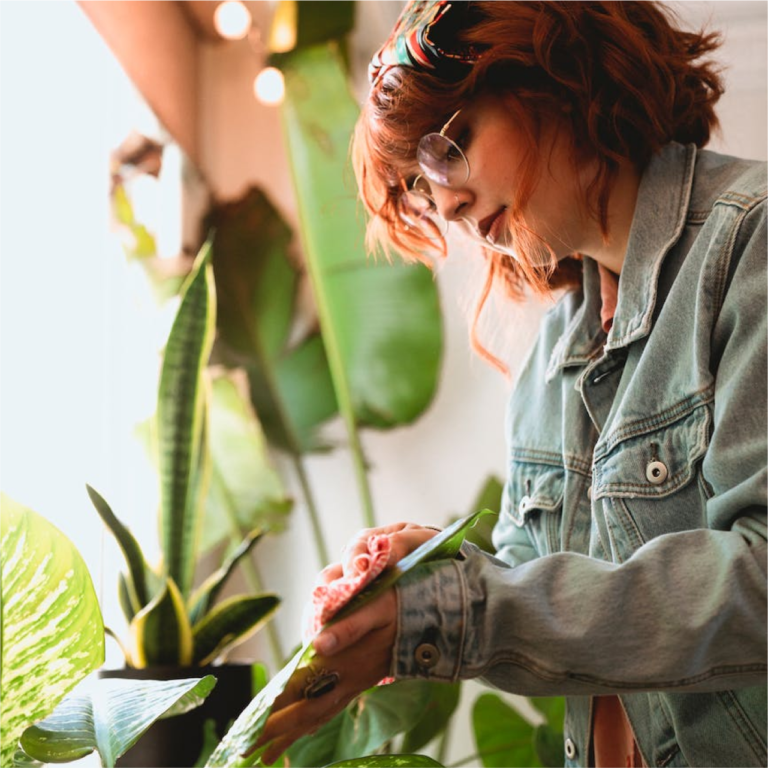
[392,203,767,696]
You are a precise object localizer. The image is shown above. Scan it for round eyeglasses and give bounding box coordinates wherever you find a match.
[398,109,469,240]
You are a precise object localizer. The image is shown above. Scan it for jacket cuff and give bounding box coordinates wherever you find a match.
[393,558,467,682]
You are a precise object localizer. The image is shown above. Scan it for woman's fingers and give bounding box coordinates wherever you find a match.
[255,620,397,764]
[313,587,396,656]
[340,522,439,576]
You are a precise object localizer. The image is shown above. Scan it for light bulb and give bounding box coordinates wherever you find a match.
[214,1,252,40]
[254,67,285,106]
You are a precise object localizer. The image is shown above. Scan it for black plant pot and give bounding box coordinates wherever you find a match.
[99,664,254,768]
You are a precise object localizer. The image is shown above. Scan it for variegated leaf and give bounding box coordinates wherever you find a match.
[0,495,104,766]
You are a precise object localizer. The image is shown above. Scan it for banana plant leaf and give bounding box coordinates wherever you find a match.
[208,187,337,454]
[281,43,442,430]
[0,495,104,767]
[192,594,281,666]
[131,578,193,667]
[201,370,292,555]
[206,509,494,767]
[269,0,355,53]
[157,238,216,598]
[287,680,444,767]
[19,676,215,768]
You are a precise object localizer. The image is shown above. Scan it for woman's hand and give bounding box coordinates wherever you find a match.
[255,523,439,764]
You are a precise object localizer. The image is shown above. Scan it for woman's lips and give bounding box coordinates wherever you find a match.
[477,207,507,243]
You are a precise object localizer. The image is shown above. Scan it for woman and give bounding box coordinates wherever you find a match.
[259,2,767,765]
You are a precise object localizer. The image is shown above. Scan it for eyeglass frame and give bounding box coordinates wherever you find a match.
[397,108,470,239]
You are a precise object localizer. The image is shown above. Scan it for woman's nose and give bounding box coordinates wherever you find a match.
[431,184,471,222]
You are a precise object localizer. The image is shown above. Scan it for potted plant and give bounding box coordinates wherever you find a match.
[89,240,282,767]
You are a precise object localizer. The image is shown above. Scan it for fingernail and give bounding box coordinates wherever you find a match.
[314,632,337,655]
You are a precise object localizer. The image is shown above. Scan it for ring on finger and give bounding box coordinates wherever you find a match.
[303,667,340,700]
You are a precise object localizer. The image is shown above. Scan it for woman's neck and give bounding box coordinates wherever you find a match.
[583,161,641,275]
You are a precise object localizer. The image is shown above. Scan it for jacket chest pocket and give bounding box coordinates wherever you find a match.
[591,403,713,560]
[499,459,566,558]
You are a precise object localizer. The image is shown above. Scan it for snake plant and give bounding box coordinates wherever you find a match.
[87,239,280,668]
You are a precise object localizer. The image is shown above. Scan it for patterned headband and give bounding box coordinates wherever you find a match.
[368,0,484,89]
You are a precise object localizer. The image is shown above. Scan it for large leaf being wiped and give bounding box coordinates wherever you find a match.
[0,495,104,767]
[20,676,215,767]
[281,43,442,429]
[206,509,494,767]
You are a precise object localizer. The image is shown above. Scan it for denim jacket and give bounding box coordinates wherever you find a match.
[393,143,767,767]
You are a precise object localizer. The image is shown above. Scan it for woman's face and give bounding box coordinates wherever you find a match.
[419,94,596,265]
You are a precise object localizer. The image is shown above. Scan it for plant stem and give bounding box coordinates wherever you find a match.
[436,728,451,766]
[217,469,285,668]
[291,453,331,567]
[447,739,534,767]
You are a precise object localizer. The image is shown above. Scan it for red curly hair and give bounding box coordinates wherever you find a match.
[352,1,724,373]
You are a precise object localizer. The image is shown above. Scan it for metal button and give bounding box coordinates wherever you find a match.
[646,460,668,484]
[565,737,577,760]
[414,642,440,669]
[518,495,531,515]
[587,485,593,500]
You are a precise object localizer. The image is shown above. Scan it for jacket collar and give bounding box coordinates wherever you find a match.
[546,142,697,378]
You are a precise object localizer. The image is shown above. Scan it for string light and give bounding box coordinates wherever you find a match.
[254,67,285,106]
[213,1,252,40]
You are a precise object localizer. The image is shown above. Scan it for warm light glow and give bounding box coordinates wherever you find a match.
[214,1,252,40]
[254,67,285,106]
[271,19,296,53]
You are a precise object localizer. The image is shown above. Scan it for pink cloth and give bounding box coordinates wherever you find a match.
[304,534,392,640]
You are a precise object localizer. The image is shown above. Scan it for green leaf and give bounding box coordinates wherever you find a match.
[0,495,105,767]
[452,476,504,554]
[157,237,217,597]
[189,527,265,623]
[330,509,496,627]
[281,43,442,429]
[86,484,150,610]
[192,594,281,666]
[131,578,193,667]
[325,757,444,768]
[288,681,436,765]
[534,724,564,768]
[530,696,566,729]
[207,509,493,767]
[401,681,462,753]
[208,187,338,454]
[472,693,540,768]
[20,676,215,767]
[201,371,292,555]
[267,1,355,58]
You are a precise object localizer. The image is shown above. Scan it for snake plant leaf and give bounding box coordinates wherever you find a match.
[281,42,442,429]
[19,676,216,768]
[131,577,193,667]
[192,594,281,666]
[472,693,540,768]
[269,0,355,53]
[86,484,150,611]
[201,371,292,555]
[207,509,493,767]
[0,495,104,767]
[157,237,216,598]
[189,527,265,624]
[208,187,337,454]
